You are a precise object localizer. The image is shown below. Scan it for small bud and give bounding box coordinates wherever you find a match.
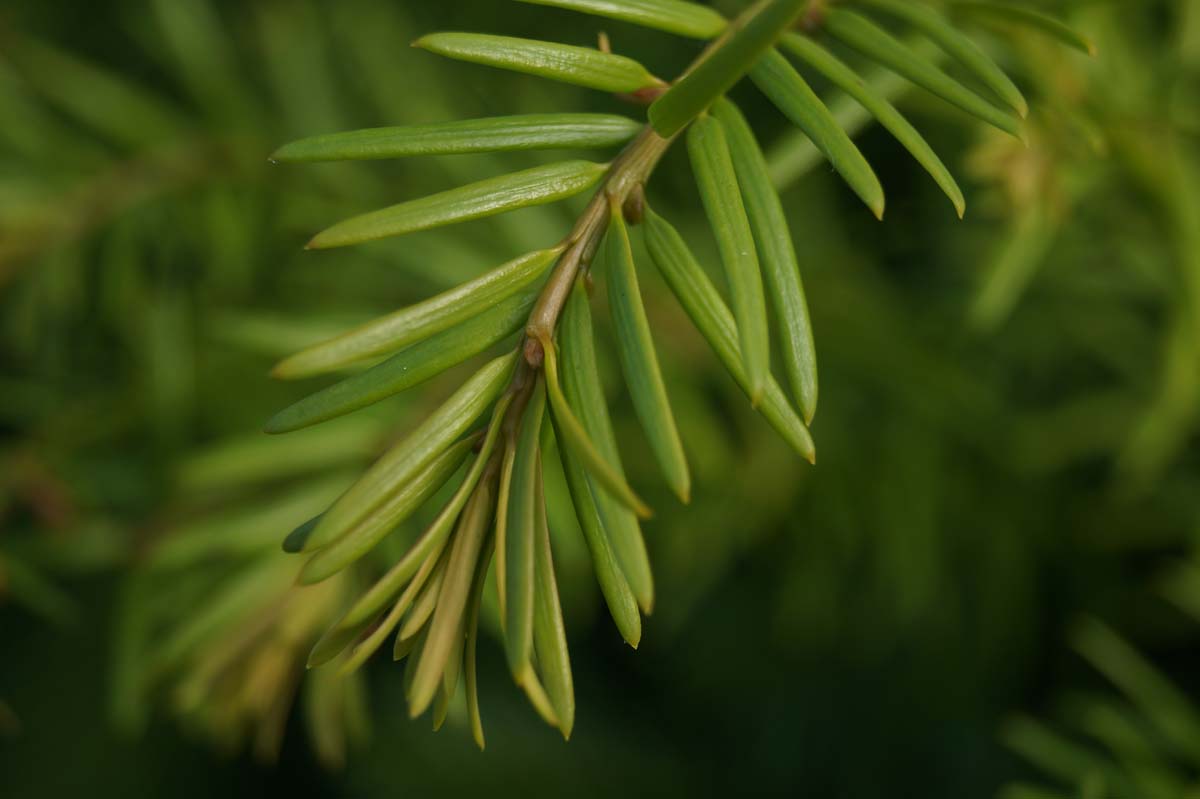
[801,2,826,33]
[523,337,545,369]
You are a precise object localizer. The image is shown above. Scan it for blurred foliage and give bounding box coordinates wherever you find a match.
[1,1,1198,797]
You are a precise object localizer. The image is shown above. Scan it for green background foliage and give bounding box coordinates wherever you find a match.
[2,1,1198,797]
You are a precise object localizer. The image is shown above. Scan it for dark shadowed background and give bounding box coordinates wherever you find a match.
[2,1,1199,797]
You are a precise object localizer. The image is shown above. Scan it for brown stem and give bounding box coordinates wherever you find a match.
[489,0,778,444]
[524,126,674,358]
